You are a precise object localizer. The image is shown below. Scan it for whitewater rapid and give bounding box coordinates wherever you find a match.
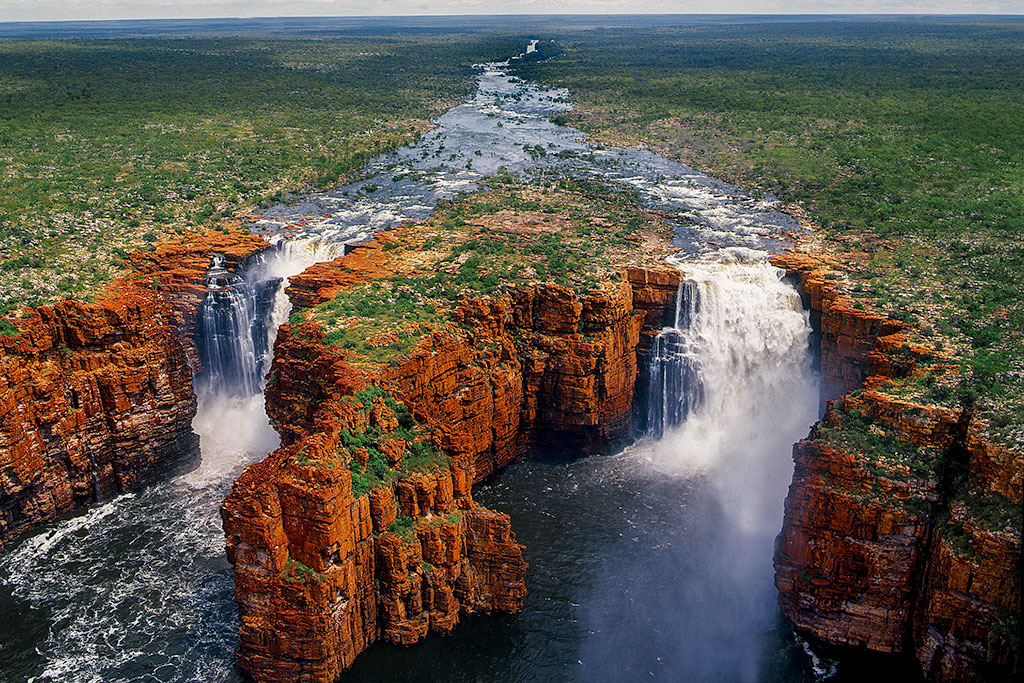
[0,44,821,683]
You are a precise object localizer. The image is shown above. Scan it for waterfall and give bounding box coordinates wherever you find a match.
[645,281,704,438]
[610,254,819,681]
[87,452,102,503]
[195,238,351,400]
[643,252,818,532]
[196,255,274,397]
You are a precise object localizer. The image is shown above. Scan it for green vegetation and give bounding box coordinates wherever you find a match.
[316,280,444,366]
[518,20,1024,448]
[816,396,939,482]
[963,488,1022,535]
[940,516,976,559]
[337,387,448,498]
[389,515,415,538]
[0,34,522,314]
[281,557,324,583]
[308,173,668,367]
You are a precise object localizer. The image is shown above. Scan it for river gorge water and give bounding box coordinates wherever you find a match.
[1,46,829,682]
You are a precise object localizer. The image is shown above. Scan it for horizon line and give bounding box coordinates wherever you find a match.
[4,12,1024,26]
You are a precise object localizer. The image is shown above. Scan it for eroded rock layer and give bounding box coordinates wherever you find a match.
[221,226,679,681]
[772,252,1021,682]
[0,229,269,548]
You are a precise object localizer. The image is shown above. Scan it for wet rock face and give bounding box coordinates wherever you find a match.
[222,256,677,682]
[772,253,1021,682]
[0,229,270,549]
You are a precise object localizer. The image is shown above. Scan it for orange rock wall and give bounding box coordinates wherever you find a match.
[772,253,1021,681]
[274,264,658,481]
[222,331,528,683]
[0,230,270,548]
[222,257,680,682]
[773,253,908,404]
[0,292,198,547]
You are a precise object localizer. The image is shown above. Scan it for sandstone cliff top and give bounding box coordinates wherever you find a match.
[288,174,677,370]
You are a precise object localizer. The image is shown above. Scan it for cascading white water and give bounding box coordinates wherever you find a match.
[645,281,703,438]
[197,255,264,397]
[195,238,351,401]
[0,43,829,683]
[644,249,818,532]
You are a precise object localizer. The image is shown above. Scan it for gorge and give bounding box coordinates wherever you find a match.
[0,44,1018,683]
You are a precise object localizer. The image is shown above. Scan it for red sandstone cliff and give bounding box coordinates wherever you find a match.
[221,235,680,682]
[0,229,269,548]
[772,252,1021,682]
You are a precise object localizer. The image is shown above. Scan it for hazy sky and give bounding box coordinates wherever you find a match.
[1,1,1019,23]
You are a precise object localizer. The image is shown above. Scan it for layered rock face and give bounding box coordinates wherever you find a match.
[0,293,198,547]
[0,229,269,548]
[222,390,526,682]
[772,253,1021,681]
[222,238,677,682]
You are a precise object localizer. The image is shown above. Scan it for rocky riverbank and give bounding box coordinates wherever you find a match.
[773,252,1021,682]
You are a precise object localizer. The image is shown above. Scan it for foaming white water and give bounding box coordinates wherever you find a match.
[643,257,818,534]
[571,255,818,683]
[0,227,358,683]
[185,394,280,486]
[603,255,818,682]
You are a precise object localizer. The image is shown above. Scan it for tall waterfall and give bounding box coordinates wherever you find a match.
[643,253,818,533]
[645,281,704,438]
[195,239,349,399]
[197,255,274,397]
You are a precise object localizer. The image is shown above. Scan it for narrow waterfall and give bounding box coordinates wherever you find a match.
[194,236,356,399]
[645,280,704,438]
[196,254,278,398]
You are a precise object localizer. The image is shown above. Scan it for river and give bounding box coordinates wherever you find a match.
[0,45,829,683]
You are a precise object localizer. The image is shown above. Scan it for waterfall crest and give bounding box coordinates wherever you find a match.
[195,238,350,400]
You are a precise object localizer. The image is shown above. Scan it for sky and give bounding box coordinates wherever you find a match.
[0,1,1019,23]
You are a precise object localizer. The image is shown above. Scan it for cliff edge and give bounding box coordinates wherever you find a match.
[0,229,269,548]
[773,252,1021,682]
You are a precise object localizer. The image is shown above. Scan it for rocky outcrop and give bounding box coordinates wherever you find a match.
[0,229,269,548]
[0,292,198,547]
[222,237,679,681]
[772,252,909,404]
[772,252,1021,682]
[222,345,529,682]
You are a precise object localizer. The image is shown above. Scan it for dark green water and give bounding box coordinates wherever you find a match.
[346,449,818,683]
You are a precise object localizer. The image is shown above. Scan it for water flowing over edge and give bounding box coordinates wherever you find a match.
[0,43,825,683]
